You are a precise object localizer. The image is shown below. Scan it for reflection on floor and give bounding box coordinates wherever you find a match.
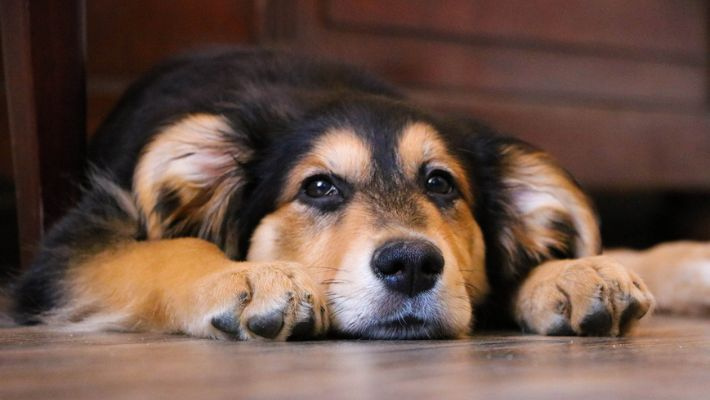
[0,315,708,400]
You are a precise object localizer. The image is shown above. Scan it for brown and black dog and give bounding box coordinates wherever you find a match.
[12,48,707,340]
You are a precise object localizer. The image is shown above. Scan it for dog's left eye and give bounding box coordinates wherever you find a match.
[304,177,338,198]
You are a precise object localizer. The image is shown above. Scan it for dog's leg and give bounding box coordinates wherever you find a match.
[12,175,327,340]
[52,237,328,340]
[513,256,655,336]
[606,242,710,316]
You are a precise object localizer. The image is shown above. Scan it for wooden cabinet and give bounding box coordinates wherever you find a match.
[256,0,709,190]
[85,0,709,189]
[83,0,710,248]
[2,0,707,268]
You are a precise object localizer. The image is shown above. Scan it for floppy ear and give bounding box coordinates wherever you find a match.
[133,113,253,255]
[455,120,601,284]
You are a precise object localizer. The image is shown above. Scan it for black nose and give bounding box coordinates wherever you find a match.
[371,239,445,296]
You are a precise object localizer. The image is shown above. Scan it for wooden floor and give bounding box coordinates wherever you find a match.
[1,315,709,400]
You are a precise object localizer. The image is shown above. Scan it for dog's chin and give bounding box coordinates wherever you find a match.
[332,315,460,340]
[326,284,473,340]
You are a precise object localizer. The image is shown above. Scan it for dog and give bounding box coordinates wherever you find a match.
[11,48,708,340]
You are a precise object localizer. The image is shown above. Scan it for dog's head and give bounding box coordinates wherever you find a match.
[135,95,600,339]
[245,99,486,339]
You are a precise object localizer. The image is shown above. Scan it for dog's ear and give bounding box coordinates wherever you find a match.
[454,120,601,282]
[133,113,253,254]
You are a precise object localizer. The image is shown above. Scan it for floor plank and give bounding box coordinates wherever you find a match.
[1,316,708,400]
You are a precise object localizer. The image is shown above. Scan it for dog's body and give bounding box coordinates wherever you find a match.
[14,48,705,340]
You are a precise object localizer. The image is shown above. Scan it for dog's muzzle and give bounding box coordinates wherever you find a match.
[370,239,444,297]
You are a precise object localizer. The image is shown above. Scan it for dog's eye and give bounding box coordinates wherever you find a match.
[425,171,454,195]
[299,175,347,211]
[304,177,338,198]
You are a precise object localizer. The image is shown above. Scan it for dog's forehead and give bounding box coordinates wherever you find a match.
[300,122,449,173]
[312,128,373,182]
[291,128,373,183]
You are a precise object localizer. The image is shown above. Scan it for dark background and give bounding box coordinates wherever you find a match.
[1,0,708,278]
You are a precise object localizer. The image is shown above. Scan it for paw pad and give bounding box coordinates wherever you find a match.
[578,301,612,336]
[246,310,285,339]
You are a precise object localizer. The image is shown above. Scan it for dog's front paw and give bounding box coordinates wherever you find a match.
[514,256,654,336]
[199,262,329,340]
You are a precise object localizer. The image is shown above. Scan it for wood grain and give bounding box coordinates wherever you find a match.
[0,315,708,400]
[2,0,707,276]
[81,0,709,191]
[272,0,710,191]
[294,2,706,106]
[326,0,707,60]
[86,0,257,76]
[85,0,258,134]
[0,0,87,268]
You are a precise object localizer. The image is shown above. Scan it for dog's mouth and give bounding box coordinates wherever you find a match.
[322,260,473,340]
[332,313,454,340]
[378,314,428,327]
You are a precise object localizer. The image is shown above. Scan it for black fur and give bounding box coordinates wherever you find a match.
[12,47,595,331]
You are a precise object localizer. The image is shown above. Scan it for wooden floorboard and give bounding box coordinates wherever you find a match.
[0,315,708,400]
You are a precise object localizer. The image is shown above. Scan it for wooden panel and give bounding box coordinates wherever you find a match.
[0,0,86,268]
[1,316,709,400]
[285,24,705,106]
[86,0,259,134]
[0,57,11,180]
[265,0,710,191]
[87,0,257,76]
[326,0,707,60]
[0,129,10,180]
[410,89,710,190]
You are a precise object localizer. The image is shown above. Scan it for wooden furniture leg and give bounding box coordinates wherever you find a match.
[0,0,87,269]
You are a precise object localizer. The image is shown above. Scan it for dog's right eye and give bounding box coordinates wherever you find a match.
[299,175,346,210]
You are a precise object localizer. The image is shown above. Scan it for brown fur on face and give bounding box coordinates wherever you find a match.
[248,123,488,338]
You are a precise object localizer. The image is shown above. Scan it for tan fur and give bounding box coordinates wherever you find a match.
[134,114,252,251]
[607,242,710,316]
[55,238,328,339]
[500,145,600,263]
[514,256,654,336]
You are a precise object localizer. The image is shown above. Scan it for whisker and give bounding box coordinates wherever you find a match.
[308,266,340,271]
[320,279,350,285]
